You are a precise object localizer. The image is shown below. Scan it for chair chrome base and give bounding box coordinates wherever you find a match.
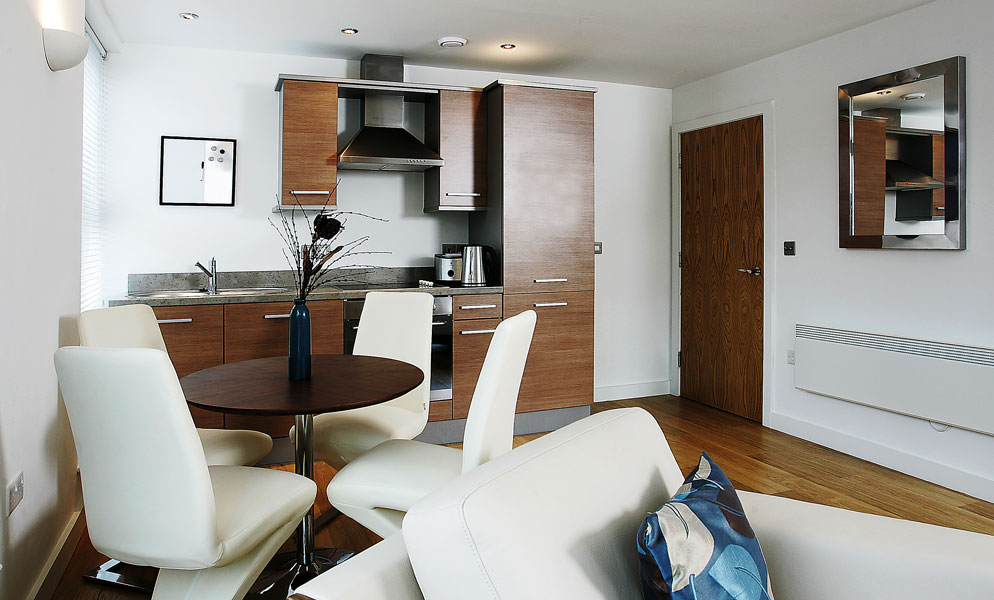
[247,547,354,598]
[83,559,157,594]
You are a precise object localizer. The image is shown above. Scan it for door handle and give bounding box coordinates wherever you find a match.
[737,267,762,276]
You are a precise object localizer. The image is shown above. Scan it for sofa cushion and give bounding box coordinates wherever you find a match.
[638,453,772,600]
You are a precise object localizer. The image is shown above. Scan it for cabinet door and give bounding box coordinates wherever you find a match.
[453,293,502,320]
[452,318,502,419]
[281,80,338,206]
[500,86,594,293]
[152,305,224,429]
[426,90,486,211]
[223,299,343,436]
[504,292,593,413]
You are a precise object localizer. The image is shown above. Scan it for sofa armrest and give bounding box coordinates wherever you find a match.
[739,491,994,600]
[290,534,423,600]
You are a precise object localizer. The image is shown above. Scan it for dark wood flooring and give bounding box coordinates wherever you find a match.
[53,395,994,598]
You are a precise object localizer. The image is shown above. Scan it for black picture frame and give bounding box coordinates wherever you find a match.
[159,135,237,207]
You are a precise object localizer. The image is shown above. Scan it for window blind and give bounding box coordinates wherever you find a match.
[81,28,105,310]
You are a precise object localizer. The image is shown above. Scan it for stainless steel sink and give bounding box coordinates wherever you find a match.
[130,287,287,299]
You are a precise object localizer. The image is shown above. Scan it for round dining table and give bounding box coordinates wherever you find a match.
[181,353,424,594]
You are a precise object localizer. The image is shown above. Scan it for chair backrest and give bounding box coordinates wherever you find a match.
[404,408,685,600]
[54,347,222,569]
[78,304,168,352]
[353,292,434,421]
[460,310,536,473]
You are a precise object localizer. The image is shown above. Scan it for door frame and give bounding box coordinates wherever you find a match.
[670,101,777,425]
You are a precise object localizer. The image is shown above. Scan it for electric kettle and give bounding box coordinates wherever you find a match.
[460,245,496,286]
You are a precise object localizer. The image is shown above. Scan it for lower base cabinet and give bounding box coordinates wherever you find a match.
[504,291,594,413]
[223,300,344,437]
[452,317,503,419]
[153,305,224,429]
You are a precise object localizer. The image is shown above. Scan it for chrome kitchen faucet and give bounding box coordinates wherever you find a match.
[195,257,218,295]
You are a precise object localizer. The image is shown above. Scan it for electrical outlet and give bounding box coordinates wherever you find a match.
[787,350,796,365]
[7,471,24,516]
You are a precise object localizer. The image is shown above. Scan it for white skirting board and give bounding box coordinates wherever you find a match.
[594,380,671,402]
[794,324,994,436]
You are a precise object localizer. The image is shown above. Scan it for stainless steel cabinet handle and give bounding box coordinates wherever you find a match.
[445,192,482,197]
[352,326,360,330]
[534,302,568,308]
[737,267,762,276]
[534,278,568,283]
[264,314,291,319]
[156,318,193,324]
[935,206,945,210]
[289,190,331,195]
[432,321,447,326]
[460,329,497,335]
[460,304,498,310]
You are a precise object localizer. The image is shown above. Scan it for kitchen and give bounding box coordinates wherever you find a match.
[96,47,672,448]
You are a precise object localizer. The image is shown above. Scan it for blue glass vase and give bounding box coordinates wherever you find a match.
[288,298,311,380]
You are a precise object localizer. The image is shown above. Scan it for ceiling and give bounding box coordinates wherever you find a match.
[98,0,934,88]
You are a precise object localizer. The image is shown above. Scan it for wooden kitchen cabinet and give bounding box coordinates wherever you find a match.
[425,90,487,212]
[487,84,594,293]
[152,305,224,429]
[452,318,502,419]
[453,293,502,320]
[503,291,593,413]
[223,299,344,436]
[280,80,338,206]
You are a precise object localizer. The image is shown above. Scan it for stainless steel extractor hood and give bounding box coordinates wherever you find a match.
[338,55,443,172]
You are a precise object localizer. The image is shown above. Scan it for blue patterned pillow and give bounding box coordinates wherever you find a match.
[637,453,773,600]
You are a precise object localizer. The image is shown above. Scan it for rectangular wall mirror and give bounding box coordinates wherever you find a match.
[839,56,965,249]
[159,136,237,206]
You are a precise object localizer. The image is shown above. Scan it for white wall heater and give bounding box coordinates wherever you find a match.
[794,324,994,437]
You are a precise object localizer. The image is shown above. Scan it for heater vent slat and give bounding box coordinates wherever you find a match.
[795,324,994,368]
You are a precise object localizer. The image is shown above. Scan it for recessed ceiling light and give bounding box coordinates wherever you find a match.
[341,27,359,35]
[179,12,199,21]
[438,36,467,48]
[901,92,926,101]
[500,43,516,50]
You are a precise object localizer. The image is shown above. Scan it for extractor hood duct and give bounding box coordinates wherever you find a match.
[337,55,444,172]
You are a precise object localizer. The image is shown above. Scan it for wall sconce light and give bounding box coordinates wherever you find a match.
[43,28,88,71]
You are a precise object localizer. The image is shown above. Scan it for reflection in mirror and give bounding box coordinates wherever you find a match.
[839,57,965,249]
[159,136,236,206]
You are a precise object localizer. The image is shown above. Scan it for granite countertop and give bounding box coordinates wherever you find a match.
[107,268,503,307]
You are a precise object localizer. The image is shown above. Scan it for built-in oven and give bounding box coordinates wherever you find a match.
[343,295,453,402]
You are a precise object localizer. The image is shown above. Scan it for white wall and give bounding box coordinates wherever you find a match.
[101,45,673,398]
[0,0,83,596]
[673,0,994,500]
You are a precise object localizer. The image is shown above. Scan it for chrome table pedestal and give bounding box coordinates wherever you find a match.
[245,415,354,598]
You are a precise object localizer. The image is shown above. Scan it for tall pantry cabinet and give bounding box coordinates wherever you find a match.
[473,81,595,413]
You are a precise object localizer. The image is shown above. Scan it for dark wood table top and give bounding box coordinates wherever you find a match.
[181,354,424,416]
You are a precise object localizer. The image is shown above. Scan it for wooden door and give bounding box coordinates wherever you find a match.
[223,299,343,436]
[680,116,764,421]
[425,90,487,211]
[452,318,502,419]
[281,80,338,206]
[499,86,594,294]
[503,291,594,413]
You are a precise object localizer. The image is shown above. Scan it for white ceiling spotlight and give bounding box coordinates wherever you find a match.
[179,12,199,21]
[437,36,467,48]
[341,27,359,35]
[500,43,516,50]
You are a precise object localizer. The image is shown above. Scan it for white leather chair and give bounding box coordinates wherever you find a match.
[293,408,994,600]
[325,309,537,538]
[55,346,317,600]
[79,304,273,467]
[292,292,434,470]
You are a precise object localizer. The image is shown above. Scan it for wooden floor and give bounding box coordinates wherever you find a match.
[54,395,994,598]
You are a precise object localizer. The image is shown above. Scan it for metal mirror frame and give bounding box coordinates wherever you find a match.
[839,56,965,249]
[159,135,238,207]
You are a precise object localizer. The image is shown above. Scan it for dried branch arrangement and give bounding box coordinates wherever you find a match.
[270,190,388,300]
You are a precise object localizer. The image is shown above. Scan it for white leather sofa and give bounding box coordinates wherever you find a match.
[293,408,994,600]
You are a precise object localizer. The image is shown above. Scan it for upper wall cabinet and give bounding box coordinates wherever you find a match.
[280,80,338,206]
[839,56,965,249]
[424,90,487,212]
